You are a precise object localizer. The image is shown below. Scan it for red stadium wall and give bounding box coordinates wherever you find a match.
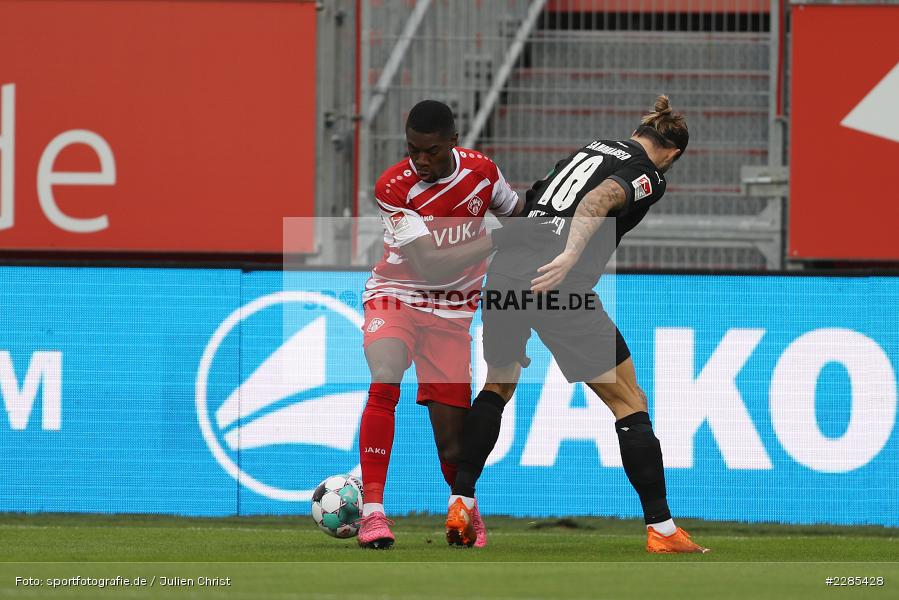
[0,0,317,254]
[789,4,899,261]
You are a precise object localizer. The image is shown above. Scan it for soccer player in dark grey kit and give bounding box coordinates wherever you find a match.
[444,96,709,553]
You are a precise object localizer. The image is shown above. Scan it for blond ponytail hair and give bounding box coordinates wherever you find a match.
[637,95,689,153]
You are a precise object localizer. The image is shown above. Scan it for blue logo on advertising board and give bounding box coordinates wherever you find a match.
[197,290,369,502]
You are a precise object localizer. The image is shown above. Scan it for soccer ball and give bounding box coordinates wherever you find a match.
[311,474,364,538]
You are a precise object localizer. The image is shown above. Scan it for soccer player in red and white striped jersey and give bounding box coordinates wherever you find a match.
[356,100,524,549]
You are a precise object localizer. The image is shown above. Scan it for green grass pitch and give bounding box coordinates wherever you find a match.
[0,513,896,599]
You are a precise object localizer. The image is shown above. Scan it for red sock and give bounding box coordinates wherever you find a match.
[440,461,458,488]
[359,383,400,505]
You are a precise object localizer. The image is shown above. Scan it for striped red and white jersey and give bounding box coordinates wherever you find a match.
[363,147,519,319]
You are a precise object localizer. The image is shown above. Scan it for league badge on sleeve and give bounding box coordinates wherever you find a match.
[632,174,653,201]
[389,212,411,234]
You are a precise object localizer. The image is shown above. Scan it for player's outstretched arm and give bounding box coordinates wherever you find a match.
[530,178,627,292]
[403,234,495,283]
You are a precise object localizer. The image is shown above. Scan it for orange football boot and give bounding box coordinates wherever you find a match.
[646,526,710,553]
[445,498,477,547]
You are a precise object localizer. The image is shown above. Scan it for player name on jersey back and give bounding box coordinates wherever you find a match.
[584,140,633,161]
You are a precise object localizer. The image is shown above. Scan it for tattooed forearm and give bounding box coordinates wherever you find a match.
[562,179,627,257]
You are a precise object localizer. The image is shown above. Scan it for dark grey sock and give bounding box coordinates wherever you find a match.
[615,411,672,524]
[451,390,506,497]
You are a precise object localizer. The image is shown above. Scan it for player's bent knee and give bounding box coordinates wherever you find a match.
[365,339,410,384]
[369,362,406,384]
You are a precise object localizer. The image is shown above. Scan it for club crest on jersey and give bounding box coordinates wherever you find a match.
[467,196,484,215]
[366,318,385,333]
[632,174,653,201]
[389,212,410,234]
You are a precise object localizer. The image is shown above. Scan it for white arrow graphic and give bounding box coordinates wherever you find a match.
[840,62,899,144]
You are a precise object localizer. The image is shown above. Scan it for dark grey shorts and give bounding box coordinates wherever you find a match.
[481,272,630,383]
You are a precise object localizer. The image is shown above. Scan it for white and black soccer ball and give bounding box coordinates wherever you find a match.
[311,474,364,538]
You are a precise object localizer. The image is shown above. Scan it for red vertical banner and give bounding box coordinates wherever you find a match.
[789,5,899,261]
[0,0,317,254]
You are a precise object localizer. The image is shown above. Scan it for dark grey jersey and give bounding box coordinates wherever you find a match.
[490,138,667,288]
